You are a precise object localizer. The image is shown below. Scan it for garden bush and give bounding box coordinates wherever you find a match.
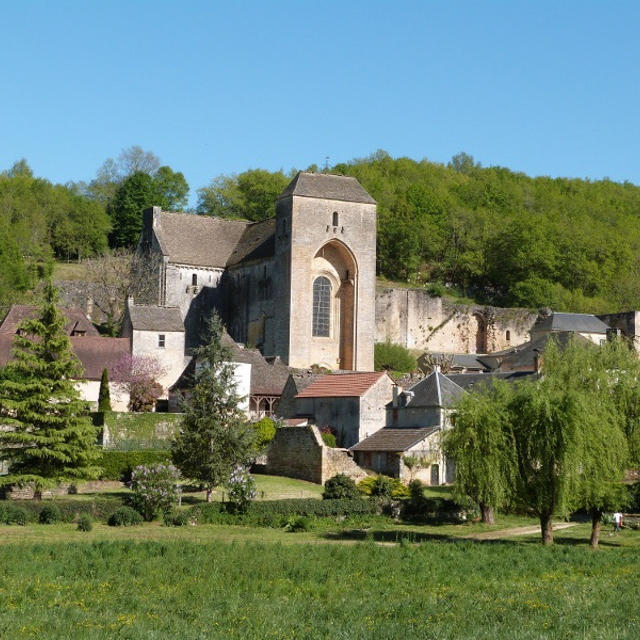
[0,503,30,525]
[163,509,189,527]
[358,475,408,498]
[320,426,338,448]
[38,504,62,524]
[108,506,143,527]
[99,450,171,482]
[130,463,180,521]
[284,515,311,532]
[252,417,277,449]
[76,514,93,532]
[323,474,360,500]
[374,342,416,373]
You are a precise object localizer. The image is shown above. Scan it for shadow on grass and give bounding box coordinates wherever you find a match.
[320,528,524,546]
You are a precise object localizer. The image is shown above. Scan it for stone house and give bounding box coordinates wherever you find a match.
[529,311,609,344]
[351,370,465,484]
[289,371,395,448]
[120,301,190,398]
[137,172,377,371]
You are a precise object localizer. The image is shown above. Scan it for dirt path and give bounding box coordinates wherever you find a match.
[465,522,577,540]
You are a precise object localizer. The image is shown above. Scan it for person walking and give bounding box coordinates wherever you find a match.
[613,511,623,533]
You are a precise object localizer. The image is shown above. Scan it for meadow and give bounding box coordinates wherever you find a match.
[0,520,638,639]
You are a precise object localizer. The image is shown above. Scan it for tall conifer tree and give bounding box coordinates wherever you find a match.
[0,282,101,498]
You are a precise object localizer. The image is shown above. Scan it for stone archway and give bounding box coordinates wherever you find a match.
[312,241,358,370]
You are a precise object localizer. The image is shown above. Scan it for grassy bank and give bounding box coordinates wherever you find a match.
[0,531,638,639]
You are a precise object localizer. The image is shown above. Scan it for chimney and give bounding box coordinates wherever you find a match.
[392,384,400,408]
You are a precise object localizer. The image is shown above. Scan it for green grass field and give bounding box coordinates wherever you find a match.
[0,517,638,639]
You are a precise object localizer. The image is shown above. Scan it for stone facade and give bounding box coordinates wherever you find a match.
[266,425,368,485]
[376,287,537,354]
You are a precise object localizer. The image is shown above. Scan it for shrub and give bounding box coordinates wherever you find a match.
[370,475,393,498]
[321,432,337,447]
[38,504,62,524]
[99,450,171,482]
[130,463,180,521]
[226,466,256,514]
[76,514,93,532]
[284,515,311,532]
[0,503,29,526]
[323,474,360,500]
[9,498,123,523]
[374,342,416,373]
[163,509,189,527]
[108,506,143,527]
[252,417,277,449]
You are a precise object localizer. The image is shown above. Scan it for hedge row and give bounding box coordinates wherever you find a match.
[5,497,125,524]
[190,498,380,527]
[99,450,171,481]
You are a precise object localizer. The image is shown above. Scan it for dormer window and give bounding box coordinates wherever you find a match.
[158,334,165,348]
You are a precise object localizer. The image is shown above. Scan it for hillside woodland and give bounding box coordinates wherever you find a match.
[3,148,640,316]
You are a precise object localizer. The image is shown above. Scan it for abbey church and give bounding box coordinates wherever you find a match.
[138,172,377,371]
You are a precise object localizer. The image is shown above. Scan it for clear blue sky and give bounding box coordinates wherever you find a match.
[2,1,639,205]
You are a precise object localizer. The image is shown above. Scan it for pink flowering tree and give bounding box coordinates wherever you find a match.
[112,353,166,412]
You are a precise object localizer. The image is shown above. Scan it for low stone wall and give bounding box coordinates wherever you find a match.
[266,425,368,485]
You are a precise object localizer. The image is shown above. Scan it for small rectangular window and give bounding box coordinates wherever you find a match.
[192,274,198,286]
[158,334,165,348]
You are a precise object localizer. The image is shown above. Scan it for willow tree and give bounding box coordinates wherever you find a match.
[0,282,101,498]
[510,338,628,546]
[444,379,516,524]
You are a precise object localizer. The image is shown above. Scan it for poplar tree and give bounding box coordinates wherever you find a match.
[171,313,255,502]
[0,282,101,498]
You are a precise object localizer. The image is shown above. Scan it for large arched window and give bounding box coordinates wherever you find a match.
[312,276,331,337]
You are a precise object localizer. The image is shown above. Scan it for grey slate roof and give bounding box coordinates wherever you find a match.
[533,311,609,334]
[447,371,536,391]
[128,305,184,332]
[154,211,249,268]
[350,427,439,452]
[418,351,488,373]
[401,370,465,408]
[227,218,276,266]
[278,172,376,205]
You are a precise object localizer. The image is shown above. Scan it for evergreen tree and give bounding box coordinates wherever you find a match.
[98,367,112,412]
[0,282,101,498]
[171,313,255,501]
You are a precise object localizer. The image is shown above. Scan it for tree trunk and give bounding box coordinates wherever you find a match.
[540,513,554,545]
[479,503,495,525]
[206,487,213,503]
[590,508,602,550]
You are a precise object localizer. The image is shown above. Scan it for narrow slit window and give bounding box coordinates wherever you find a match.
[158,334,165,348]
[192,274,198,286]
[332,211,339,227]
[312,276,331,337]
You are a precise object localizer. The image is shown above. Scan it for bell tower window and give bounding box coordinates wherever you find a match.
[312,276,331,337]
[332,211,339,227]
[192,274,198,286]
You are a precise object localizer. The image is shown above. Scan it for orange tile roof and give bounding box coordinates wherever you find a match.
[295,371,387,399]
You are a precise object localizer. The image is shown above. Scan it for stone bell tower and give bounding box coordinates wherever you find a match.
[271,172,376,371]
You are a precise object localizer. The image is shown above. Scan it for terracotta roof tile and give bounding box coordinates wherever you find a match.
[296,371,387,398]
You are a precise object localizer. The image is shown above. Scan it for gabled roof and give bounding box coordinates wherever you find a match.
[479,332,592,371]
[350,426,439,452]
[69,337,130,381]
[418,351,488,373]
[0,334,129,382]
[278,172,376,205]
[401,370,465,408]
[296,371,388,399]
[226,218,276,266]
[0,305,99,337]
[532,311,609,335]
[154,211,249,268]
[128,305,184,332]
